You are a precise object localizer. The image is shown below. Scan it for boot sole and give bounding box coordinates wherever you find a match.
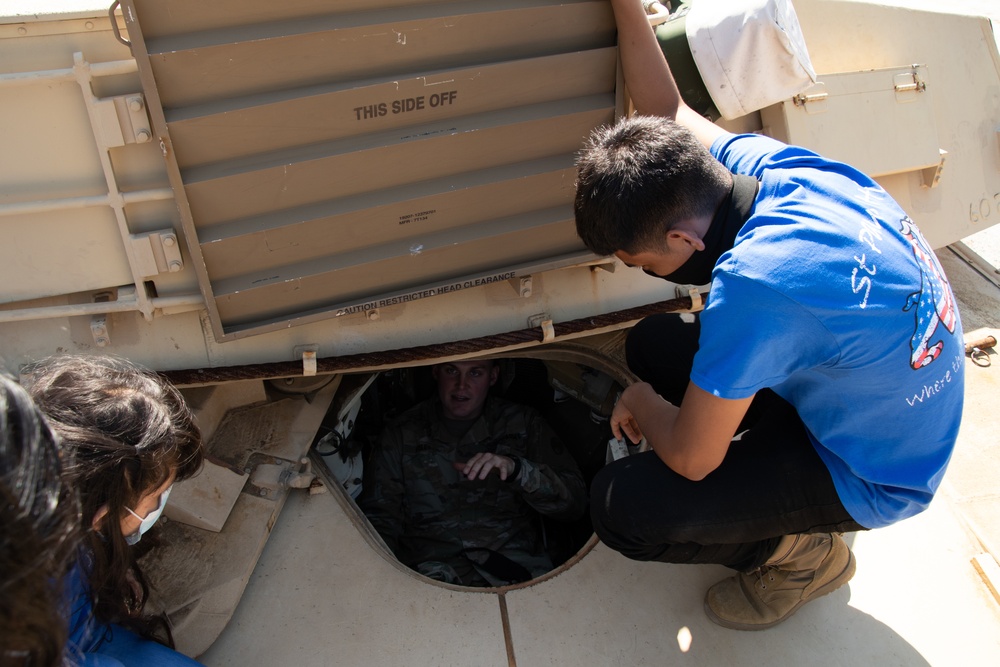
[703,547,857,631]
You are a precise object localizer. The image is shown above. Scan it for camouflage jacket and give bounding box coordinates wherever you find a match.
[361,396,586,586]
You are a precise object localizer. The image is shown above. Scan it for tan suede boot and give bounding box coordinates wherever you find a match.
[704,533,856,630]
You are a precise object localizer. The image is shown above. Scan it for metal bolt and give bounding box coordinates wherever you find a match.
[168,260,182,273]
[128,96,144,112]
[135,129,151,144]
[85,21,94,30]
[162,234,176,247]
[17,27,26,35]
[366,309,380,321]
[258,488,268,497]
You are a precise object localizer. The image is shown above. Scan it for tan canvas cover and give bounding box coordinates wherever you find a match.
[686,0,816,119]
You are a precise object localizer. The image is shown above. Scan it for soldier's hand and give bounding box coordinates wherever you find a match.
[454,453,516,481]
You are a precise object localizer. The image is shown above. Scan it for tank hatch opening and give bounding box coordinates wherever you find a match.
[312,354,635,590]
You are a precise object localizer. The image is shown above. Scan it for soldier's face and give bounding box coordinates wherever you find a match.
[433,360,499,421]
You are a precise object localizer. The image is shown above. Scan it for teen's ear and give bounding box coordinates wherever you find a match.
[489,364,500,387]
[91,504,109,531]
[668,228,706,252]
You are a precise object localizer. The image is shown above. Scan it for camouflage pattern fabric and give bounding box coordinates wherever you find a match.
[360,396,586,587]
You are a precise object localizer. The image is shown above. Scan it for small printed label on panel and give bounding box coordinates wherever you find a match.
[334,270,518,316]
[398,209,437,225]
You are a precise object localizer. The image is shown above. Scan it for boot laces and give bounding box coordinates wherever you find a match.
[753,565,777,591]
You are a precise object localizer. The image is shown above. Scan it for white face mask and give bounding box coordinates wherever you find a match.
[124,484,172,545]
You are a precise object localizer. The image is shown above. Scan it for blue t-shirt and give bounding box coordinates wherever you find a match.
[692,133,964,529]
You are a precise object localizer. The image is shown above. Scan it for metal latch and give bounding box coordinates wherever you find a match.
[790,82,829,115]
[792,82,829,108]
[792,91,829,106]
[894,68,927,94]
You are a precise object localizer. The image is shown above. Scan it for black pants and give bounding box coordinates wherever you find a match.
[591,314,864,572]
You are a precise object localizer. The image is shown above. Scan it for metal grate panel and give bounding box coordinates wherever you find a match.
[122,0,618,340]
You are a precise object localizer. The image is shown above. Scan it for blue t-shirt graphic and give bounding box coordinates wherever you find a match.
[691,133,964,529]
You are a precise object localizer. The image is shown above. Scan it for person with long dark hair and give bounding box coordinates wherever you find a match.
[23,356,205,666]
[1,374,78,667]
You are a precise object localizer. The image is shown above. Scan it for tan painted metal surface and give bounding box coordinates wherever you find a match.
[781,1,1000,249]
[1,0,999,377]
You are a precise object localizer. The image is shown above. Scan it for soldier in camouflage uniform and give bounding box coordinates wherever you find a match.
[361,359,586,587]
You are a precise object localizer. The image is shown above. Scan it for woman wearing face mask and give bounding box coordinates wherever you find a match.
[23,355,205,666]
